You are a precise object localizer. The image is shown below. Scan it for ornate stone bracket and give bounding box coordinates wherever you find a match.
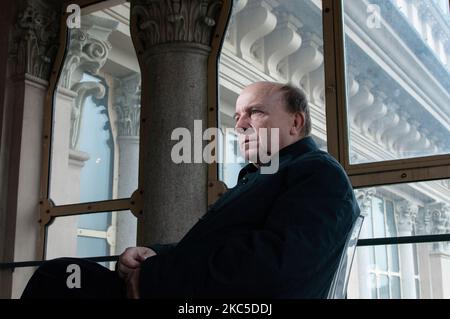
[57,15,118,150]
[59,15,118,90]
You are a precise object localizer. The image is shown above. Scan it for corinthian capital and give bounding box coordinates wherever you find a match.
[395,200,418,235]
[114,73,142,137]
[421,202,450,253]
[9,0,60,80]
[131,0,224,50]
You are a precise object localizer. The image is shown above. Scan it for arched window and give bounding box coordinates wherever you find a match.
[42,0,141,267]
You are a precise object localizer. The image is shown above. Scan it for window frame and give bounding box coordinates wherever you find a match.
[322,0,450,189]
[37,0,233,260]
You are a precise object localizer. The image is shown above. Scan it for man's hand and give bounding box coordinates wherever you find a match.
[117,247,156,282]
[126,268,141,299]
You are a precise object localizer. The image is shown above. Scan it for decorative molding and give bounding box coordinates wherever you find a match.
[114,73,141,137]
[355,188,375,217]
[131,0,224,50]
[9,0,60,80]
[418,202,450,253]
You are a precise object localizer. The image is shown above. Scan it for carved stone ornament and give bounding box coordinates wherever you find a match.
[417,202,450,253]
[58,15,118,150]
[60,15,118,90]
[395,200,418,234]
[9,0,60,80]
[131,0,224,49]
[114,73,142,137]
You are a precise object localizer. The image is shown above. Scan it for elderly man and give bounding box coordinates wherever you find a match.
[22,82,360,299]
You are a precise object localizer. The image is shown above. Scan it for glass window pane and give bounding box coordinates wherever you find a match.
[49,1,140,205]
[389,245,400,273]
[45,211,137,267]
[343,0,450,165]
[348,242,450,299]
[390,276,401,299]
[370,273,377,298]
[379,275,390,299]
[375,246,388,271]
[372,196,386,238]
[76,236,109,267]
[218,0,327,187]
[356,179,450,239]
[386,200,397,237]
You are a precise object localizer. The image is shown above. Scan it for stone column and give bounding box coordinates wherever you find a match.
[353,188,375,299]
[395,200,418,299]
[424,203,450,298]
[113,73,141,254]
[130,0,225,245]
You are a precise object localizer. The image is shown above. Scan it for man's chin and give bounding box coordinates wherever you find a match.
[243,150,258,163]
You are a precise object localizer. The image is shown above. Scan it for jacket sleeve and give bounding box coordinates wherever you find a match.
[147,243,178,255]
[139,158,359,298]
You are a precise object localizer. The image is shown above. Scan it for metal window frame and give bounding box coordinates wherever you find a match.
[322,0,450,189]
[322,0,450,250]
[36,0,233,260]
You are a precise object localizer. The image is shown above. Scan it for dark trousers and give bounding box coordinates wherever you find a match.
[21,258,126,298]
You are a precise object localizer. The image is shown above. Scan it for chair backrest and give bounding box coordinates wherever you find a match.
[327,215,365,299]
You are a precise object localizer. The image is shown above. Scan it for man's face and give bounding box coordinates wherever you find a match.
[234,83,297,162]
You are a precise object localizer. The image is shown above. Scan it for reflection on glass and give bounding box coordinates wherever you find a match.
[349,242,450,299]
[218,0,327,187]
[343,0,450,164]
[375,246,388,271]
[355,179,450,239]
[46,211,137,269]
[372,196,386,238]
[49,1,140,205]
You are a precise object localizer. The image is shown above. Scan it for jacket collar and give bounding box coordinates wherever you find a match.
[238,136,318,181]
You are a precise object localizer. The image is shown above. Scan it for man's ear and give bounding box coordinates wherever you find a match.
[290,112,305,136]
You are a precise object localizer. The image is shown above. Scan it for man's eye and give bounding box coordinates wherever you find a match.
[250,110,262,115]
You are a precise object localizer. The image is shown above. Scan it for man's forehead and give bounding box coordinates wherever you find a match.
[235,83,283,110]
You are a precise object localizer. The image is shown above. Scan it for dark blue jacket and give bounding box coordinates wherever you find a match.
[140,136,360,298]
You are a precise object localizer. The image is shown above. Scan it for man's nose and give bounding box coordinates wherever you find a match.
[235,114,250,132]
